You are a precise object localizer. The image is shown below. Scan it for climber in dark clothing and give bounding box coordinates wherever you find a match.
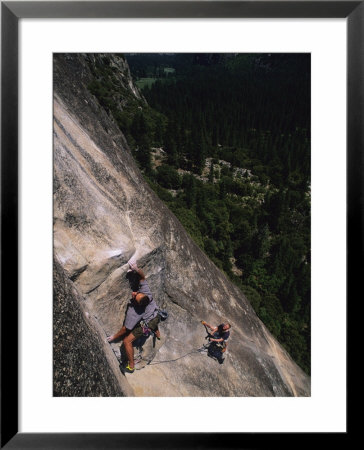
[107,258,160,374]
[201,320,231,363]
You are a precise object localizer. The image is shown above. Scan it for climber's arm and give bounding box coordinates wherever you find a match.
[134,267,145,281]
[209,337,224,342]
[206,323,218,333]
[128,259,145,280]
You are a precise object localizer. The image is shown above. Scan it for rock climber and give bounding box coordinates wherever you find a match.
[107,258,161,374]
[201,320,231,364]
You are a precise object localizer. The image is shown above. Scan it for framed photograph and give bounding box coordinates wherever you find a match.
[2,1,357,448]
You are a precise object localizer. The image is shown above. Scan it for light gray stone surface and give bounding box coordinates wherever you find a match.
[53,54,310,397]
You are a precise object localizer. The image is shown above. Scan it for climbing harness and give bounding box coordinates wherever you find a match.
[130,318,218,369]
[201,321,228,363]
[107,316,226,371]
[131,320,211,369]
[140,320,152,337]
[139,307,168,337]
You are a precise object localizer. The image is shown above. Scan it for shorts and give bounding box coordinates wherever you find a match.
[131,315,160,339]
[208,342,226,358]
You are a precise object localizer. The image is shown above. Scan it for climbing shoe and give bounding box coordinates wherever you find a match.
[201,320,206,325]
[121,363,135,374]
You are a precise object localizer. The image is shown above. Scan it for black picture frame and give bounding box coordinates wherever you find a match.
[1,1,357,448]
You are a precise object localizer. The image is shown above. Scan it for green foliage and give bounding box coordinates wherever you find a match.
[86,56,168,160]
[279,315,310,374]
[170,206,205,249]
[259,294,285,337]
[88,53,311,375]
[145,177,174,203]
[156,165,181,189]
[241,285,262,312]
[135,78,158,89]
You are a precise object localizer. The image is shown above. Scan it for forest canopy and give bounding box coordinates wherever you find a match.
[87,53,311,374]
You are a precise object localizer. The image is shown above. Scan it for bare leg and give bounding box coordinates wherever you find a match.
[123,332,136,369]
[107,325,127,343]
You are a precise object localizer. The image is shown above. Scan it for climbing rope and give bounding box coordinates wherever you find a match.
[132,323,216,369]
[135,343,210,368]
[102,316,215,370]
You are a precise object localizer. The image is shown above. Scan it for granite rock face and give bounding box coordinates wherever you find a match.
[53,257,133,397]
[53,54,311,397]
